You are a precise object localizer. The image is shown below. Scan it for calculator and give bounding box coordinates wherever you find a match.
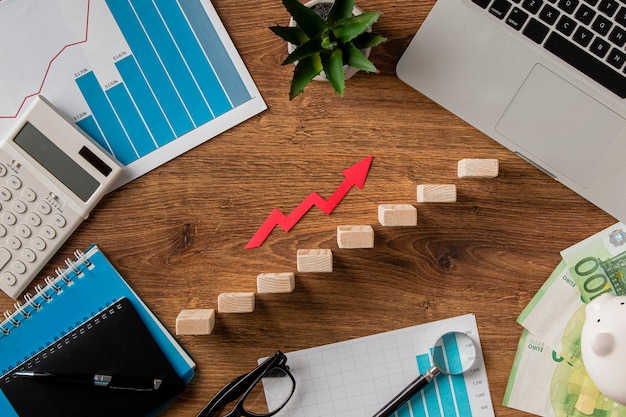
[0,96,122,299]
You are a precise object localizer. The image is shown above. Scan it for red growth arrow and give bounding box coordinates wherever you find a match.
[245,155,373,249]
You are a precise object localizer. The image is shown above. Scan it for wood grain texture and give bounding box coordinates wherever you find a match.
[458,158,500,178]
[337,225,375,248]
[378,204,418,226]
[0,1,617,416]
[176,309,216,335]
[257,272,296,293]
[417,184,458,203]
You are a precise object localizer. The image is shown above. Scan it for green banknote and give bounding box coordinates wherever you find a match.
[561,222,626,302]
[505,310,626,417]
[517,261,582,353]
[504,330,561,416]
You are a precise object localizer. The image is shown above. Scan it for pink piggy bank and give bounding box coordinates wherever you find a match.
[581,293,626,405]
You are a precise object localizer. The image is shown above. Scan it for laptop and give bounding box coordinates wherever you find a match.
[397,0,626,221]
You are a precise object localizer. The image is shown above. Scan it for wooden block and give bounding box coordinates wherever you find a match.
[257,272,296,293]
[458,158,499,178]
[297,249,333,273]
[417,184,457,203]
[378,204,417,226]
[337,225,374,248]
[218,292,255,313]
[176,309,215,335]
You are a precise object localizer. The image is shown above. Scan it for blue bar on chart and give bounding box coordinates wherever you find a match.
[179,0,251,107]
[396,348,472,417]
[75,71,137,165]
[114,56,176,147]
[74,0,253,166]
[106,0,195,137]
[76,115,107,153]
[105,83,155,158]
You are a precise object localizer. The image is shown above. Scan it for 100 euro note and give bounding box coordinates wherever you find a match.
[505,325,626,416]
[561,222,626,302]
[504,330,560,416]
[507,258,626,416]
[516,261,582,353]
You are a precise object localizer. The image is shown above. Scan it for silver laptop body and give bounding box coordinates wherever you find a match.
[397,0,626,221]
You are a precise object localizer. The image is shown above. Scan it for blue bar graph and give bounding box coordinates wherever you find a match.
[397,341,473,417]
[74,0,252,166]
[75,72,137,165]
[179,0,251,107]
[115,56,176,146]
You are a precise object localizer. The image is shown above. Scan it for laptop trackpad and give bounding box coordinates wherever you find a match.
[496,64,626,188]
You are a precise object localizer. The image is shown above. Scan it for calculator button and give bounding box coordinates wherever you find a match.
[32,237,46,251]
[37,201,51,215]
[42,226,56,239]
[0,165,7,177]
[22,188,36,202]
[12,200,26,214]
[0,247,11,269]
[2,272,16,287]
[0,225,6,237]
[12,261,26,274]
[0,187,11,201]
[27,212,42,227]
[17,225,31,238]
[7,236,21,250]
[22,249,36,263]
[3,212,17,226]
[52,214,66,228]
[7,176,21,189]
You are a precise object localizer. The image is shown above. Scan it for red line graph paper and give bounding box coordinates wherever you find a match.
[0,0,91,119]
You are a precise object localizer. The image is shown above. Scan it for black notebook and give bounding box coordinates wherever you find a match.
[1,297,186,417]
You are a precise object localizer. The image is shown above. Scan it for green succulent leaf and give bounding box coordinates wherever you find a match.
[344,42,377,72]
[320,29,337,49]
[281,0,327,39]
[283,37,324,65]
[290,55,323,99]
[269,25,309,46]
[326,0,354,24]
[321,49,345,96]
[351,32,387,49]
[331,12,380,43]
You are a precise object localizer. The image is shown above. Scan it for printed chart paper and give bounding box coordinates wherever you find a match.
[0,0,266,188]
[264,314,494,417]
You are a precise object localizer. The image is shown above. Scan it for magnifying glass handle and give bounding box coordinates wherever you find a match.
[372,366,439,417]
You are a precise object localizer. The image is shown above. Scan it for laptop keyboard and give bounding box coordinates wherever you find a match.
[471,0,626,98]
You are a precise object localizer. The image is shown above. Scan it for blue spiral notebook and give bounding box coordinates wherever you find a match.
[0,245,195,416]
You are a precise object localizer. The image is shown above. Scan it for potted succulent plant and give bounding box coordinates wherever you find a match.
[270,0,386,99]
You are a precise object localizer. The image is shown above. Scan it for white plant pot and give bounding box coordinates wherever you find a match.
[287,0,372,82]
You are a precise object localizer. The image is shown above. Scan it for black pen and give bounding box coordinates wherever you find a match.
[13,371,162,391]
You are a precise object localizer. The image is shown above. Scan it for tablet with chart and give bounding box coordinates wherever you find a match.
[266,314,494,417]
[0,0,266,188]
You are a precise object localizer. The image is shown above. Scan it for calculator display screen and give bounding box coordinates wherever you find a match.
[13,123,100,202]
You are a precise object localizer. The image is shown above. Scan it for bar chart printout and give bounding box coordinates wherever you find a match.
[0,0,266,187]
[396,339,473,417]
[263,314,494,417]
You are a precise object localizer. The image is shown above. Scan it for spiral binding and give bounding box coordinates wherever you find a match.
[0,250,90,337]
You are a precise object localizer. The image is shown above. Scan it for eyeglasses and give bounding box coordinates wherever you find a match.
[196,351,296,417]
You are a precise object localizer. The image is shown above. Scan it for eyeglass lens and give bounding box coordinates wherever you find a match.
[241,367,294,416]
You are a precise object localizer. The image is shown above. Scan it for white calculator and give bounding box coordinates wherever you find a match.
[0,96,122,299]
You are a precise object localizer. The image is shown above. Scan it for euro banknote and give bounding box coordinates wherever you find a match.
[561,222,626,302]
[516,261,582,353]
[505,328,626,416]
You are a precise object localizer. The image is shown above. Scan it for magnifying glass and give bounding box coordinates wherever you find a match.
[372,331,477,417]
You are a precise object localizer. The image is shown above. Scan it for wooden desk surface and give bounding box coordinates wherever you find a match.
[0,1,616,415]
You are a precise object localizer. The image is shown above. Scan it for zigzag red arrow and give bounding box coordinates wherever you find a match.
[245,155,373,249]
